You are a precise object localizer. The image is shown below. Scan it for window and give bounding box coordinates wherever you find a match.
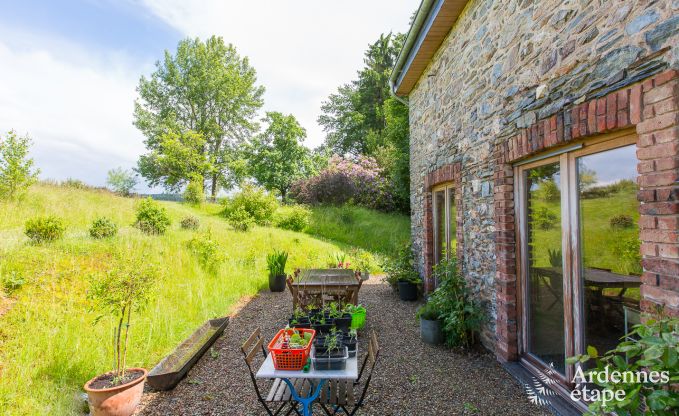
[516,129,640,385]
[432,183,456,272]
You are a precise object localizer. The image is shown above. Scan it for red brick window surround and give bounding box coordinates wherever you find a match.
[423,163,462,293]
[493,69,679,362]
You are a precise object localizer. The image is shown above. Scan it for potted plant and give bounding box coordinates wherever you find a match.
[266,249,288,292]
[417,302,443,345]
[84,256,158,416]
[312,329,348,371]
[288,307,311,329]
[350,249,374,281]
[310,313,333,334]
[345,304,367,330]
[327,302,352,332]
[329,252,350,269]
[342,328,358,357]
[383,243,421,301]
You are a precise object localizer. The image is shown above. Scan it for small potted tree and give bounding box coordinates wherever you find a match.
[84,255,158,416]
[266,249,288,292]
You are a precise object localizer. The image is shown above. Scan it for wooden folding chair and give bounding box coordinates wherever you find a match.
[318,330,381,416]
[240,328,302,416]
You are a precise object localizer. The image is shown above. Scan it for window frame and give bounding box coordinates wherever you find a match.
[514,128,638,388]
[432,183,455,273]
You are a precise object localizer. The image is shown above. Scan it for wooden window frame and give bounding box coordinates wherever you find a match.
[514,129,638,389]
[432,183,455,280]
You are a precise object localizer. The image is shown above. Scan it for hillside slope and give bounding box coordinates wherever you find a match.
[0,184,355,415]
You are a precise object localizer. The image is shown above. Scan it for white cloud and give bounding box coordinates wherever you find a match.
[0,30,149,189]
[140,0,415,147]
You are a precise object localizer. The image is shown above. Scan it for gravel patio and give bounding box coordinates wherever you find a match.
[136,279,551,415]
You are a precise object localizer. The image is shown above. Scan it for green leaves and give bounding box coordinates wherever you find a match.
[245,112,311,199]
[134,36,264,197]
[569,316,679,415]
[0,130,39,201]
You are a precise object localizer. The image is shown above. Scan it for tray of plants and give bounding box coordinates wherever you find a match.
[268,328,315,371]
[312,329,349,371]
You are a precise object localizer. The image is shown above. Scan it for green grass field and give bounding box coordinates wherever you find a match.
[0,184,410,415]
[301,205,411,256]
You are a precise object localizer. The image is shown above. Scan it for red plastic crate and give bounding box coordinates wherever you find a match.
[267,328,316,371]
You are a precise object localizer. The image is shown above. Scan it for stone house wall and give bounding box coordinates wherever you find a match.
[408,0,679,351]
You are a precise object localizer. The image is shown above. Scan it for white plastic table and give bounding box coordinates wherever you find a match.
[256,350,358,416]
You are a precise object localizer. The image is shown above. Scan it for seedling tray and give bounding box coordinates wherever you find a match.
[312,346,348,371]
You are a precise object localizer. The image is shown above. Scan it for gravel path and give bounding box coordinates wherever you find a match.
[136,279,551,415]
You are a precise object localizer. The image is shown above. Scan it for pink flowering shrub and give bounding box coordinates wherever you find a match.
[290,155,394,211]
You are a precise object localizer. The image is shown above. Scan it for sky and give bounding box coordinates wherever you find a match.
[0,0,415,192]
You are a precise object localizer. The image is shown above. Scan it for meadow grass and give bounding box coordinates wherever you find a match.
[300,205,411,256]
[0,184,381,415]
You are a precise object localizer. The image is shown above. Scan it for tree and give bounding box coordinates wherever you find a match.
[106,167,138,196]
[317,33,411,212]
[134,36,265,198]
[245,112,312,200]
[0,130,39,200]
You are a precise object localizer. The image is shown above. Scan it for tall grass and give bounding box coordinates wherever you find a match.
[0,184,351,415]
[302,205,411,256]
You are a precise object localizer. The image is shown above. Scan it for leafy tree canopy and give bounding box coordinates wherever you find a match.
[106,167,138,196]
[244,111,313,200]
[134,36,265,198]
[317,32,410,212]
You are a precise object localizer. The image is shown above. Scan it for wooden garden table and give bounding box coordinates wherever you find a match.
[287,269,362,309]
[255,348,358,416]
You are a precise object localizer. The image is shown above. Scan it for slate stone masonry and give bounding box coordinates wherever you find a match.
[408,0,679,355]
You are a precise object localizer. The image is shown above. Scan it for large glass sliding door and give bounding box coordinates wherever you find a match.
[517,131,640,385]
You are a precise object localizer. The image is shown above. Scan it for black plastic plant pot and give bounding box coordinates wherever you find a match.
[397,281,418,301]
[311,323,333,334]
[269,274,286,292]
[342,338,357,358]
[420,317,443,345]
[333,315,352,332]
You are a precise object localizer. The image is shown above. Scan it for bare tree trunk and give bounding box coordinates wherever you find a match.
[116,306,126,379]
[210,174,218,201]
[121,305,132,379]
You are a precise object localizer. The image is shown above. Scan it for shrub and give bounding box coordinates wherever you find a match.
[289,155,394,211]
[416,257,485,348]
[227,206,254,231]
[1,270,26,294]
[187,230,224,271]
[275,205,311,231]
[134,197,171,235]
[532,206,558,230]
[349,248,375,272]
[89,217,118,239]
[537,179,560,202]
[24,215,65,243]
[567,316,679,415]
[610,214,634,229]
[613,236,642,275]
[183,177,204,205]
[221,184,278,226]
[180,216,200,230]
[61,178,90,189]
[383,243,421,287]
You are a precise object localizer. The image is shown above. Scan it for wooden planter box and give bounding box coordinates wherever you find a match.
[147,317,229,391]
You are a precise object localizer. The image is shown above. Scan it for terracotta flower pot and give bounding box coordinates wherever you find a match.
[84,368,148,416]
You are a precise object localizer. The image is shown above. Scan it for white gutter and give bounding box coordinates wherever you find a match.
[389,0,441,103]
